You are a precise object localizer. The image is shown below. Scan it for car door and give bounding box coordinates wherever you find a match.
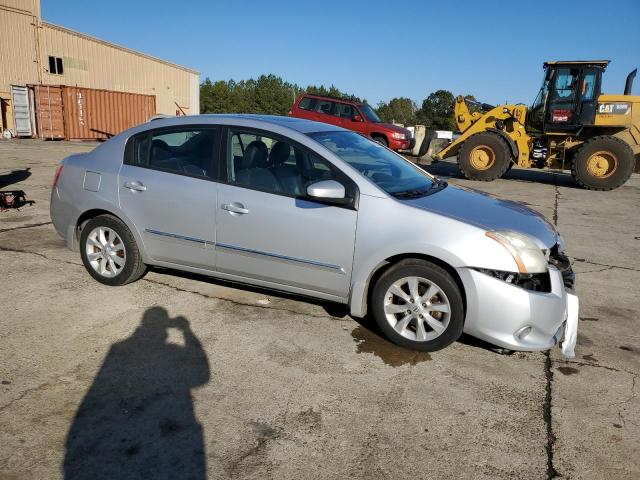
[349,105,369,136]
[333,102,352,129]
[119,126,219,269]
[215,128,358,298]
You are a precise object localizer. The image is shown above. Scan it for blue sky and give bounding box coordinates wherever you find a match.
[42,0,640,106]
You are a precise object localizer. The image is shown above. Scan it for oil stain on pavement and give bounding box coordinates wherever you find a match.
[557,366,579,376]
[351,325,431,367]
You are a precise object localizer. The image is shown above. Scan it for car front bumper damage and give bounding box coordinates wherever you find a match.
[459,264,578,357]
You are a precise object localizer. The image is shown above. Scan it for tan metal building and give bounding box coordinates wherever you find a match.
[1,0,199,137]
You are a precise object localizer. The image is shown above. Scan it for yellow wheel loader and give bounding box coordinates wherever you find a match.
[425,61,639,190]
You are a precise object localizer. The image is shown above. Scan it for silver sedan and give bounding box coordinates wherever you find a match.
[50,114,579,355]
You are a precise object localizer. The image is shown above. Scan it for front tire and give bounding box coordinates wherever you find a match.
[571,135,635,190]
[458,132,511,181]
[80,215,147,286]
[372,135,388,147]
[371,259,464,352]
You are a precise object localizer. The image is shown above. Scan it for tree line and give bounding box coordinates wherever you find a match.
[200,74,475,131]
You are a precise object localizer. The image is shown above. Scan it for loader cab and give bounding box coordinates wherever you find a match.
[527,60,608,133]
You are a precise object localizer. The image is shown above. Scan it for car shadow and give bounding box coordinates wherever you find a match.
[416,160,579,188]
[63,307,210,480]
[147,267,509,358]
[0,168,31,188]
[147,266,350,318]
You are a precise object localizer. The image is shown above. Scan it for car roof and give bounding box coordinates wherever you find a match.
[298,94,362,106]
[146,114,345,134]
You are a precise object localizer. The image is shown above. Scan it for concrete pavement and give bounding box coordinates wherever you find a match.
[0,140,638,479]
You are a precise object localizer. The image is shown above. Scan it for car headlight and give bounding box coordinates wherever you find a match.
[391,132,406,140]
[486,230,548,273]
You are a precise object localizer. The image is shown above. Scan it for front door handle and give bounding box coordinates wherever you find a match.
[124,181,147,192]
[222,202,249,215]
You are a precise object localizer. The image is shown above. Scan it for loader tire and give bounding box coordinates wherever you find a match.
[571,136,635,191]
[458,133,511,181]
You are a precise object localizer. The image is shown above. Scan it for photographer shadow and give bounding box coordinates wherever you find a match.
[63,307,210,480]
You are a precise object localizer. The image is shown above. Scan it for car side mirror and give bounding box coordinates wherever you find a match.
[306,180,350,204]
[352,115,363,122]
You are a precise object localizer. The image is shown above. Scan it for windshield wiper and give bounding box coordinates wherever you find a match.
[432,178,448,190]
[392,180,448,199]
[392,188,432,199]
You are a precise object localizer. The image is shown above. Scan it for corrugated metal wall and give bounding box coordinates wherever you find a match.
[1,0,199,133]
[33,85,64,139]
[39,23,197,115]
[0,4,39,94]
[62,86,155,140]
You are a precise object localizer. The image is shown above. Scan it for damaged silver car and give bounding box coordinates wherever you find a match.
[50,115,579,355]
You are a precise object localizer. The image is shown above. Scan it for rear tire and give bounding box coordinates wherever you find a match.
[571,135,635,190]
[458,132,511,181]
[371,259,464,352]
[80,215,147,286]
[372,135,388,147]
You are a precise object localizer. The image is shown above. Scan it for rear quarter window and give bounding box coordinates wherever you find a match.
[297,97,316,111]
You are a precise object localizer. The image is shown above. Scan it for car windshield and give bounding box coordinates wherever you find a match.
[358,104,382,123]
[309,131,442,196]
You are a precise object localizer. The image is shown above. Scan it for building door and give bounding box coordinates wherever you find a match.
[10,85,33,137]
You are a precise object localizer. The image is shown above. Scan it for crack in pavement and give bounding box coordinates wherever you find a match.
[0,221,52,233]
[558,360,639,430]
[543,351,558,479]
[0,380,51,414]
[557,359,638,376]
[571,257,640,273]
[0,244,78,266]
[574,266,615,275]
[543,178,560,479]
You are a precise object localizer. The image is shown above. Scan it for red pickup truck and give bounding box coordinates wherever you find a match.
[289,94,412,151]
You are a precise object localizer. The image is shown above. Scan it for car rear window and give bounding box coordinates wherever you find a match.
[297,97,316,111]
[127,128,217,179]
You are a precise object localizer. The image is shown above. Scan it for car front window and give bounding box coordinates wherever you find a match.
[309,131,440,196]
[358,104,381,122]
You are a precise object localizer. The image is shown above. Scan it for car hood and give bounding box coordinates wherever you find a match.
[401,184,559,248]
[378,123,410,134]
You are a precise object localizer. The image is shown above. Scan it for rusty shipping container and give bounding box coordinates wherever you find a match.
[33,85,65,139]
[62,86,156,140]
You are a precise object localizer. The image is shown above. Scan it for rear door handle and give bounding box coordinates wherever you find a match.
[124,181,147,192]
[222,202,249,215]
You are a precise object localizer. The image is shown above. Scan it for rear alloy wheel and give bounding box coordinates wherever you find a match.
[572,135,635,190]
[371,259,464,352]
[458,132,511,181]
[85,226,126,278]
[80,215,147,286]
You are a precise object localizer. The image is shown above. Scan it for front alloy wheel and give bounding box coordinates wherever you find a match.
[371,259,464,352]
[383,276,451,342]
